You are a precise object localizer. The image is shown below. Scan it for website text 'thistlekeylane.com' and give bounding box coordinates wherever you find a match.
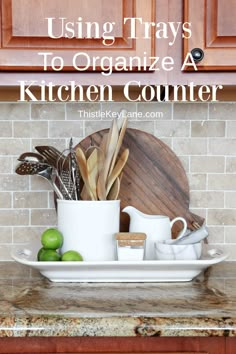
[77,110,164,119]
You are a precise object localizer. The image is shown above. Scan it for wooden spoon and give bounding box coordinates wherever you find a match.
[97,121,119,200]
[97,147,106,200]
[85,145,97,159]
[99,132,108,153]
[106,148,129,196]
[108,116,128,177]
[80,147,99,199]
[107,177,120,200]
[86,148,99,200]
[75,146,95,201]
[103,118,119,183]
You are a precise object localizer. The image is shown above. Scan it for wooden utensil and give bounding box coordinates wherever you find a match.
[75,146,95,201]
[86,147,99,200]
[106,148,129,196]
[85,145,97,159]
[103,118,119,183]
[107,177,120,200]
[108,116,128,177]
[96,133,108,200]
[96,146,106,201]
[80,147,105,201]
[79,128,205,235]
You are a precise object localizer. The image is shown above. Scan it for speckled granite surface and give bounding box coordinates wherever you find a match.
[0,261,236,337]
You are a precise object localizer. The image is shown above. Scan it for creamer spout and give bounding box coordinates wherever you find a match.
[122,206,140,217]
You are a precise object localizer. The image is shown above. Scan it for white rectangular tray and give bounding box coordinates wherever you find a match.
[11,243,228,283]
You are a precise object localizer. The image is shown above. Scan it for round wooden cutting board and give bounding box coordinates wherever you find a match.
[79,128,204,236]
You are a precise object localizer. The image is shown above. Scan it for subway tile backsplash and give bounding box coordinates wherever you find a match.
[0,101,236,260]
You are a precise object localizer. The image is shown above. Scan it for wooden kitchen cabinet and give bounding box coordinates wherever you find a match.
[226,338,236,354]
[183,0,236,71]
[0,337,226,354]
[0,0,154,71]
[1,0,236,86]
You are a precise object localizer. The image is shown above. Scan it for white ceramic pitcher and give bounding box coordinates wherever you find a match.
[122,206,187,260]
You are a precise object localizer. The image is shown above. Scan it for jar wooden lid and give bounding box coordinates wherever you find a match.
[115,232,147,240]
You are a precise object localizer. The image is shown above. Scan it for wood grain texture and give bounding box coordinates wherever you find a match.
[0,0,154,71]
[184,0,236,71]
[79,128,204,236]
[226,337,236,354]
[0,337,225,353]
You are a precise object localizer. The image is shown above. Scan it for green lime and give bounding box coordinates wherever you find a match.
[61,250,83,261]
[41,228,63,250]
[37,247,47,261]
[38,249,61,262]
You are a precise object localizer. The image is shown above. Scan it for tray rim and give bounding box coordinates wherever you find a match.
[11,244,228,282]
[11,243,228,268]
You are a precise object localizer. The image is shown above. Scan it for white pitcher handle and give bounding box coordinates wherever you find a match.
[170,217,187,238]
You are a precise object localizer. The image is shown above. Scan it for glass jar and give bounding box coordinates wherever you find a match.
[115,232,146,261]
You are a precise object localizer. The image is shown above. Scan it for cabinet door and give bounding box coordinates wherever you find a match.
[0,0,154,71]
[183,0,236,71]
[226,337,236,354]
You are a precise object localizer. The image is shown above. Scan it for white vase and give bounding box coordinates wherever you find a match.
[57,200,120,261]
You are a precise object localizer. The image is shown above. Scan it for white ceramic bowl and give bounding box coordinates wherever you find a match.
[154,241,202,261]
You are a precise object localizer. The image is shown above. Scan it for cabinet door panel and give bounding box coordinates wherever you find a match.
[226,337,236,354]
[184,0,236,70]
[3,0,123,48]
[0,0,155,71]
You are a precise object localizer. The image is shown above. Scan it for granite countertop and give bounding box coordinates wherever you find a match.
[0,261,236,337]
